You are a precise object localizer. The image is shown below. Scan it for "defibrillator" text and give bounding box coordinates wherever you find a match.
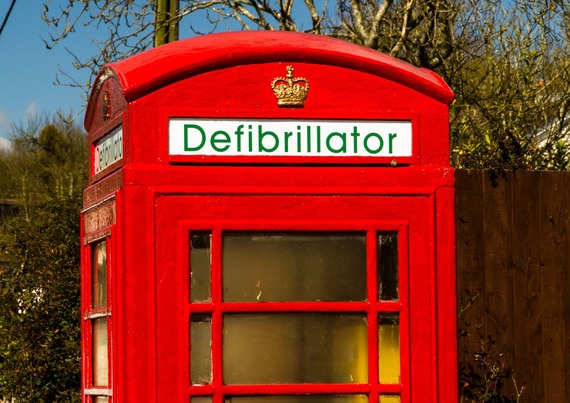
[169,119,412,158]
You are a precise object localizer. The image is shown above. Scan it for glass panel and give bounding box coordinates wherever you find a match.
[378,233,398,301]
[93,397,109,403]
[190,315,212,385]
[379,396,401,403]
[93,318,109,386]
[92,240,107,308]
[190,232,212,303]
[378,314,400,384]
[222,232,366,302]
[227,396,368,403]
[223,313,367,384]
[192,397,213,403]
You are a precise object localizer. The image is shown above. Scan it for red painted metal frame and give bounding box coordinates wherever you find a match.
[81,31,457,403]
[154,194,438,402]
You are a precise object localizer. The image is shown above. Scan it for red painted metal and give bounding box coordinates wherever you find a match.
[155,195,421,401]
[81,31,456,403]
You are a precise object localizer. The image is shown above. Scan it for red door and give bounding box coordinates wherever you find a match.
[155,194,436,403]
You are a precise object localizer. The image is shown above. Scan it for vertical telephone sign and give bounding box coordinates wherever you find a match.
[94,126,123,175]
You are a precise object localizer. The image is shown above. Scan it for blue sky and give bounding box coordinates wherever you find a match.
[0,1,239,142]
[0,1,96,139]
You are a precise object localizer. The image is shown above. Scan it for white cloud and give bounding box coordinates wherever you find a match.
[0,110,12,150]
[26,102,39,119]
[0,136,11,151]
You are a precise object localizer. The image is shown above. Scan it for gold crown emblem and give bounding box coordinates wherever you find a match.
[271,66,310,107]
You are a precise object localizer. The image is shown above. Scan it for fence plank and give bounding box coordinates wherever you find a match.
[511,171,543,400]
[539,172,570,401]
[481,171,516,394]
[456,170,486,372]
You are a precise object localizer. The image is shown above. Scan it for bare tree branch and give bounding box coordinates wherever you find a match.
[366,0,393,48]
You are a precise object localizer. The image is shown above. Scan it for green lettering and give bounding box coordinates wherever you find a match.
[258,127,279,152]
[184,124,206,151]
[234,125,244,152]
[248,125,253,152]
[284,131,293,152]
[388,133,397,154]
[364,132,384,154]
[351,127,360,153]
[210,130,230,152]
[326,132,347,154]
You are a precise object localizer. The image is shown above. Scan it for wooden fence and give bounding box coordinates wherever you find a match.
[456,170,570,402]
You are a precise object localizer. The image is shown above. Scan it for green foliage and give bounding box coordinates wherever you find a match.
[0,117,87,402]
[0,115,88,218]
[443,1,570,170]
[0,199,82,402]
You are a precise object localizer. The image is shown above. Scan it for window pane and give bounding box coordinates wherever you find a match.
[190,315,212,385]
[190,232,211,303]
[378,314,400,384]
[378,233,398,301]
[191,397,212,403]
[223,313,367,384]
[93,318,109,386]
[92,240,107,308]
[222,232,366,302]
[226,396,368,403]
[379,396,400,403]
[93,397,109,403]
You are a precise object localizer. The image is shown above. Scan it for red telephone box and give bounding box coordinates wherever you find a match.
[81,31,456,403]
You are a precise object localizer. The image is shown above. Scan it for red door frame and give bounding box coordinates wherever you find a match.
[155,194,437,402]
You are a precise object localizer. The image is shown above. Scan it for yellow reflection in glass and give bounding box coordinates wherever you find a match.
[192,397,212,403]
[223,313,367,384]
[378,314,400,384]
[379,395,401,403]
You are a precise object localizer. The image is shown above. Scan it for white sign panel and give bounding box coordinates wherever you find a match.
[94,126,123,174]
[169,119,412,158]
